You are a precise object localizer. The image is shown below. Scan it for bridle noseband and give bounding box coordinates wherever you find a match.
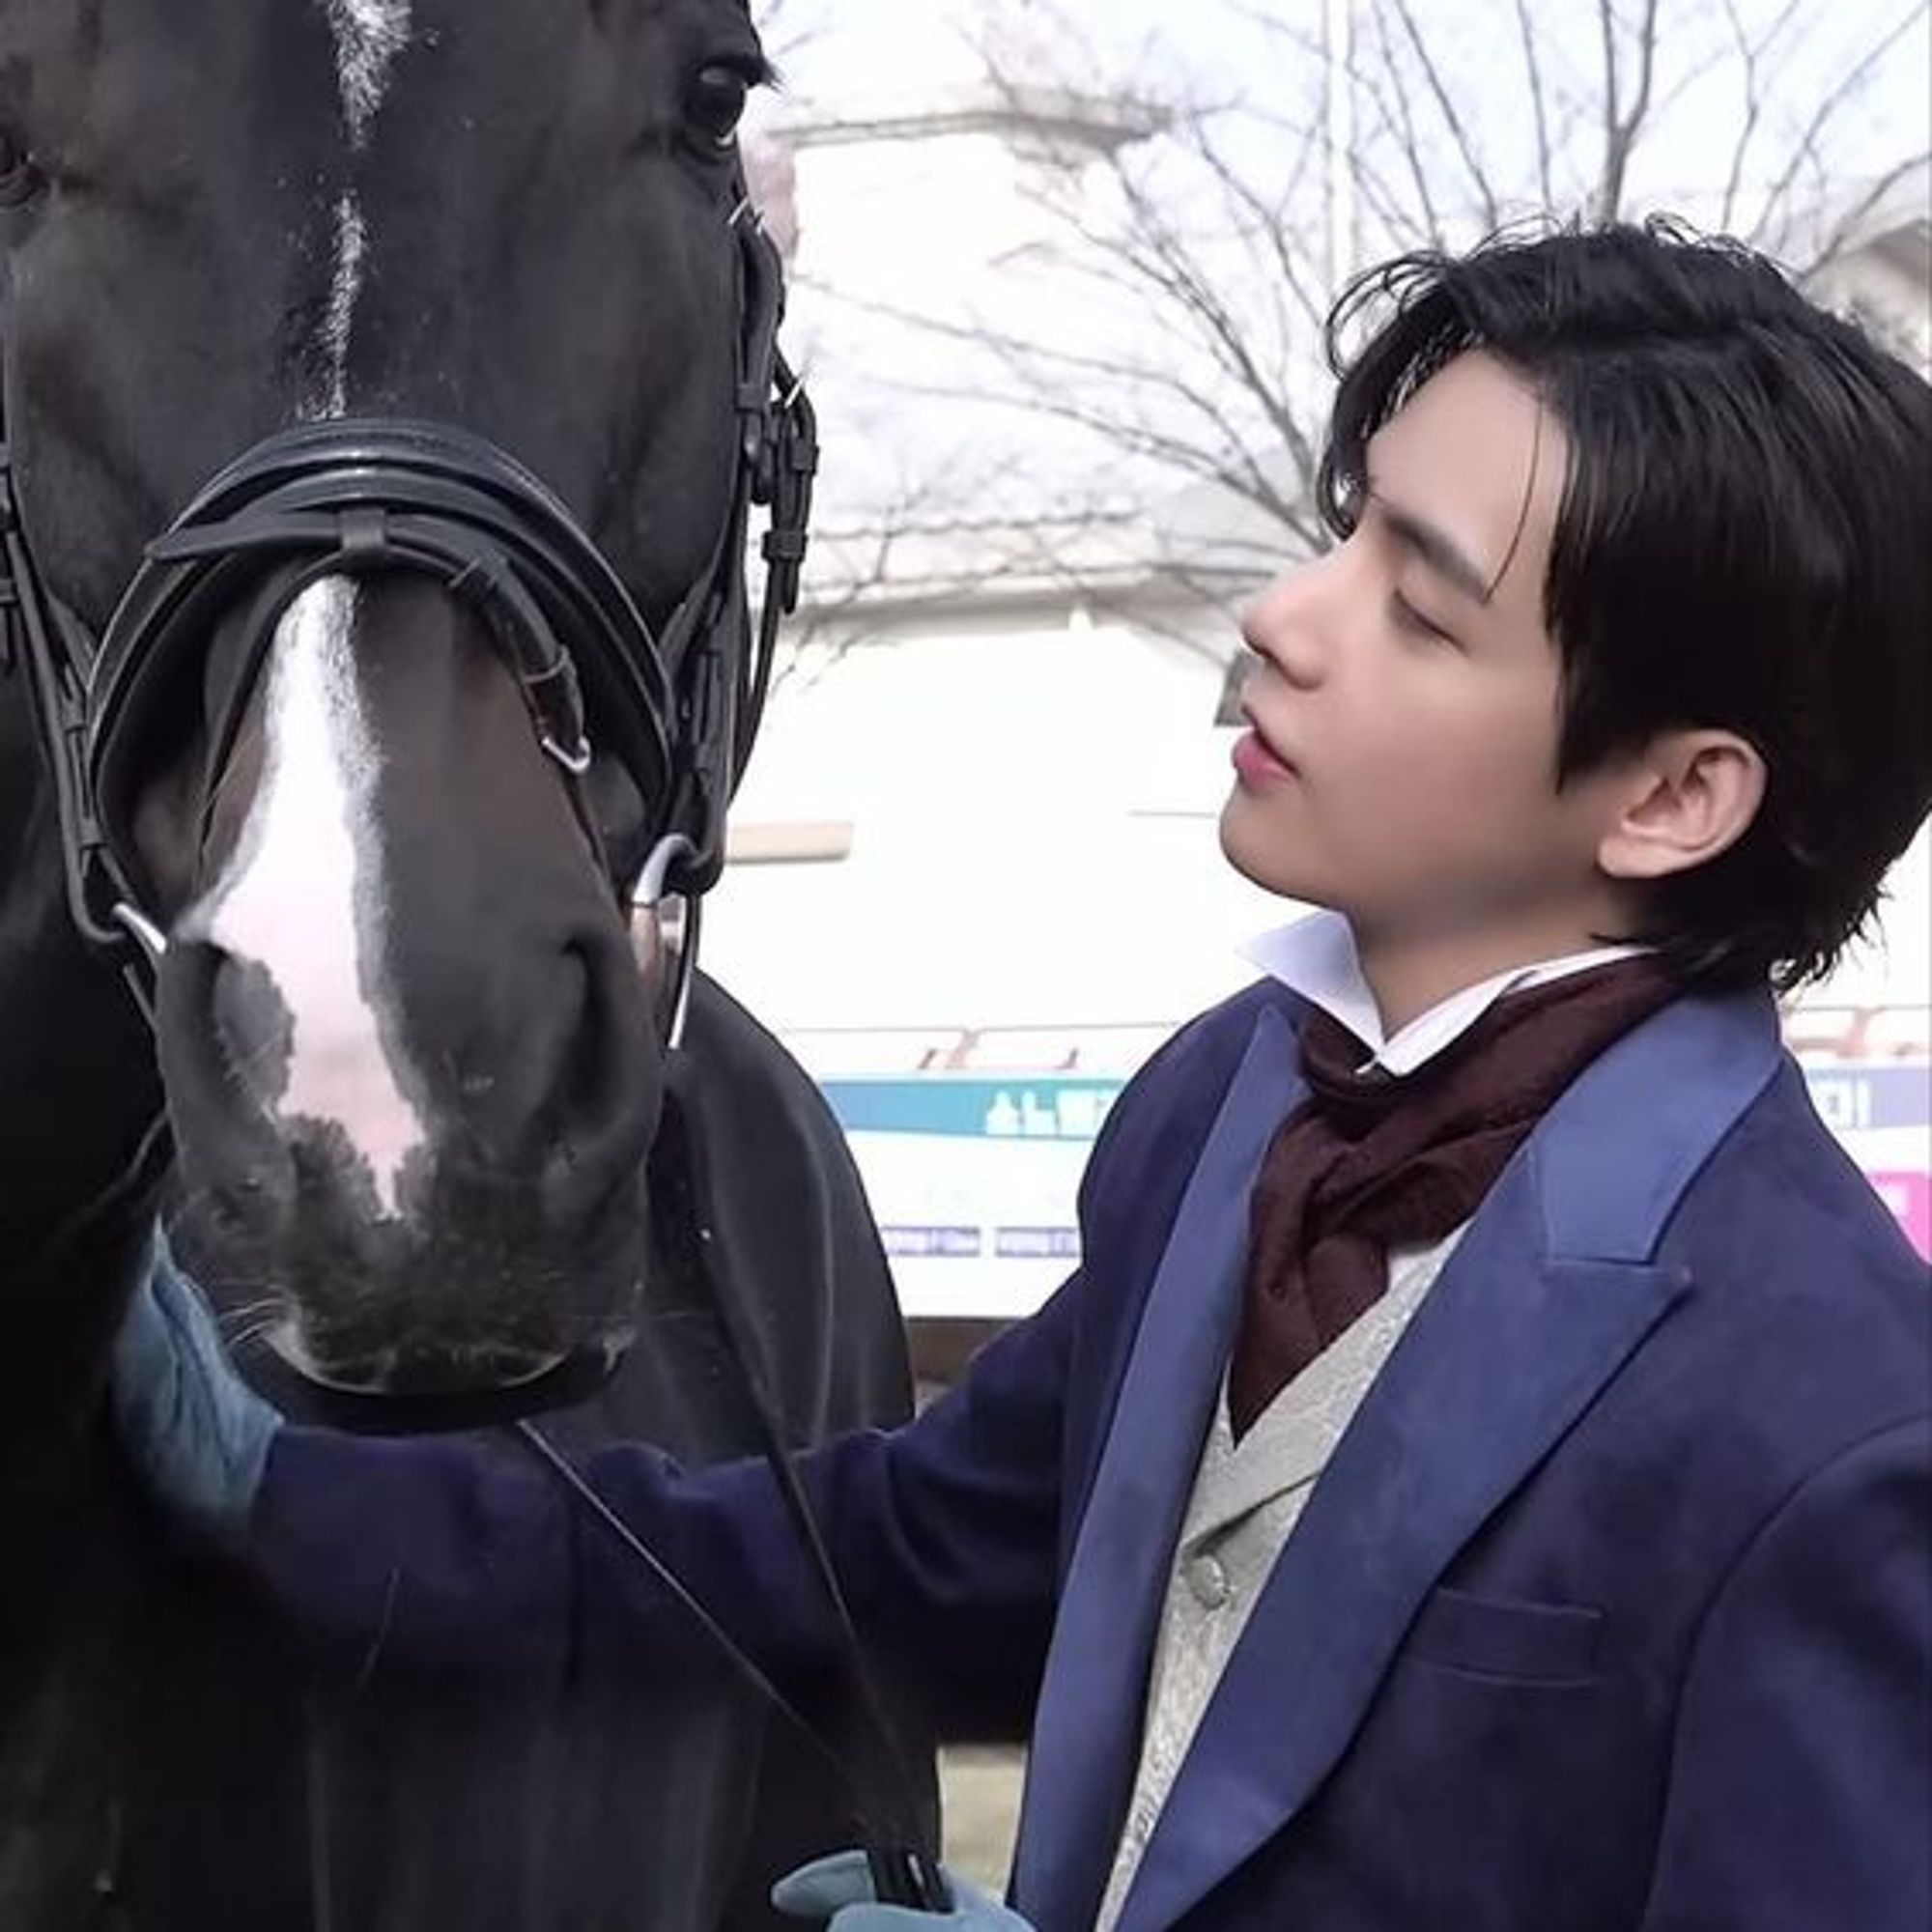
[0,189,816,1043]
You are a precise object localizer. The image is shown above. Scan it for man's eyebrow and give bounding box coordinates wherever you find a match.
[1365,483,1496,606]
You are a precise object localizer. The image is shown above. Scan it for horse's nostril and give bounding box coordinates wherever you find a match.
[155,941,302,1223]
[209,953,296,1104]
[549,935,611,1088]
[537,925,659,1211]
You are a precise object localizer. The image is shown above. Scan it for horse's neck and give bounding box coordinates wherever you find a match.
[0,683,163,1258]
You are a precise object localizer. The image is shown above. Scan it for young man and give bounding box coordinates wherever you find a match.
[116,221,1931,1931]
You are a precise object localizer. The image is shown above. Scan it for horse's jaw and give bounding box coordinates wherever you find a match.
[260,1319,571,1397]
[246,1310,635,1433]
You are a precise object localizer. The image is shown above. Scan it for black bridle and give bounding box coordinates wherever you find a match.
[1,190,816,1038]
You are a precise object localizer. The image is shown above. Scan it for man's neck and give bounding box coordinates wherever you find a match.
[1351,916,1634,1037]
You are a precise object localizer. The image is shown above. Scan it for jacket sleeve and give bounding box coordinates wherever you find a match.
[249,1271,1082,1724]
[1638,1414,1932,1931]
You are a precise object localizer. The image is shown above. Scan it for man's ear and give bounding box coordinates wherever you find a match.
[1598,729,1767,882]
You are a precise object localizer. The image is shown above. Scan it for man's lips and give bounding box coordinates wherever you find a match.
[1232,710,1298,786]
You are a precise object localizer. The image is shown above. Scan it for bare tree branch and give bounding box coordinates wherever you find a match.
[1748,3,1925,246]
[1513,0,1558,210]
[1366,0,1449,241]
[803,0,1928,628]
[1596,0,1662,221]
[1801,149,1932,280]
[1387,0,1503,230]
[1596,0,1622,220]
[1719,0,1767,231]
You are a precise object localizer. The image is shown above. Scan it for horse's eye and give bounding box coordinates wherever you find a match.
[0,131,44,210]
[685,65,751,151]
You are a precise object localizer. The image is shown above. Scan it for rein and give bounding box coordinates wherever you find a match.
[562,1054,949,1910]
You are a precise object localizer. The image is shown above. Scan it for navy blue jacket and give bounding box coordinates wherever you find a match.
[240,983,1932,1929]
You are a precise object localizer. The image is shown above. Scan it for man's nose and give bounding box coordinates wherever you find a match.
[1240,556,1337,690]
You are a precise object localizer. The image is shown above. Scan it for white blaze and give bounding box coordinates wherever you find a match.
[206,6,425,1206]
[309,192,367,420]
[306,0,410,419]
[185,580,428,1217]
[325,0,412,147]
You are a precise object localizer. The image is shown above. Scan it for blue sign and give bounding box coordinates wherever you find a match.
[819,1060,1932,1311]
[822,1065,1927,1143]
[1800,1064,1930,1135]
[820,1078,1123,1142]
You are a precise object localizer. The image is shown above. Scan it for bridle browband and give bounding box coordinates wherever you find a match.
[0,187,816,1038]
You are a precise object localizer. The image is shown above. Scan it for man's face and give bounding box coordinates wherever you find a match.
[1222,351,1636,963]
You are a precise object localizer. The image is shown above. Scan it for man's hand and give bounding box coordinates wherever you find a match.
[111,1238,283,1549]
[772,1850,1036,1931]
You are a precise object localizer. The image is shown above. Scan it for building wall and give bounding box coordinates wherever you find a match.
[709,604,1269,1037]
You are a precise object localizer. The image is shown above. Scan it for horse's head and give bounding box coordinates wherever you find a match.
[0,2,799,1395]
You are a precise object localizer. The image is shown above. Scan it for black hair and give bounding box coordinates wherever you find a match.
[1318,218,1932,992]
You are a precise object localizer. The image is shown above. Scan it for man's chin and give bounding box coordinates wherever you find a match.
[1218,799,1304,898]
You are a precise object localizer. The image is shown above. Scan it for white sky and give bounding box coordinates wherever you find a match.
[770,2,1929,95]
[768,0,1930,199]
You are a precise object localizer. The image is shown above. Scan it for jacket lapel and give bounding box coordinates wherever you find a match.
[1114,990,1784,1930]
[1010,1005,1303,1927]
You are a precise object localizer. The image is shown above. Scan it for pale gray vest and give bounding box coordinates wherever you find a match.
[1096,1230,1465,1928]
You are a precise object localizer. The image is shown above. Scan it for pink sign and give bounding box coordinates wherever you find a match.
[1868,1171,1932,1260]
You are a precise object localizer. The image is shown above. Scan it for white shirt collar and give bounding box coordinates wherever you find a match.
[1242,909,1650,1078]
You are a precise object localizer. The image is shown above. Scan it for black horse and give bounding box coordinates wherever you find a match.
[1,4,932,1926]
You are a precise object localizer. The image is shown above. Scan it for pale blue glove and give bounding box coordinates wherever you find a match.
[772,1850,1035,1931]
[111,1238,283,1549]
